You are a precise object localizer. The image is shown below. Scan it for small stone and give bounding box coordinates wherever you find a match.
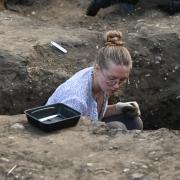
[145,74,151,77]
[133,51,139,58]
[87,163,93,167]
[149,151,156,155]
[155,61,160,64]
[174,66,179,70]
[109,146,119,150]
[131,173,144,179]
[41,16,49,21]
[4,17,10,20]
[155,56,162,61]
[88,26,93,30]
[131,161,137,165]
[123,168,130,173]
[134,130,142,134]
[11,123,24,130]
[8,136,15,139]
[137,19,145,22]
[31,11,36,15]
[48,138,56,144]
[88,153,95,158]
[135,83,138,89]
[176,96,180,99]
[0,157,10,162]
[141,164,148,169]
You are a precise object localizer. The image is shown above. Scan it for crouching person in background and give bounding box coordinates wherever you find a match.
[86,0,139,16]
[46,30,143,130]
[0,0,33,11]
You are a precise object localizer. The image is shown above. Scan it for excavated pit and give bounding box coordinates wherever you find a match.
[0,0,179,130]
[0,33,179,130]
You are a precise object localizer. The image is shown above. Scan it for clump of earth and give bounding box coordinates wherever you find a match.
[0,0,180,179]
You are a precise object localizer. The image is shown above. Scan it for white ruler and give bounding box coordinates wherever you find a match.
[39,114,58,122]
[51,41,67,53]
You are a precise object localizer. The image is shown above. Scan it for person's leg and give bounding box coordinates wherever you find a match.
[102,114,143,130]
[106,121,128,130]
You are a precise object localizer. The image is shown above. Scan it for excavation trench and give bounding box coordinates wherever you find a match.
[0,32,180,131]
[1,86,179,130]
[0,46,179,130]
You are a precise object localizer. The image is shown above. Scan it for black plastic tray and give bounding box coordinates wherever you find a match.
[24,103,81,132]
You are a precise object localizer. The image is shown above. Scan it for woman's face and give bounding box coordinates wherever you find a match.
[95,63,130,96]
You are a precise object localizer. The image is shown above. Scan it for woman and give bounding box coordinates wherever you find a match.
[46,30,143,130]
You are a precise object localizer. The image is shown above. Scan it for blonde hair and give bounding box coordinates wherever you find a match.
[96,30,132,69]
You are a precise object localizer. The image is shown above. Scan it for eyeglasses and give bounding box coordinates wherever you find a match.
[101,69,128,87]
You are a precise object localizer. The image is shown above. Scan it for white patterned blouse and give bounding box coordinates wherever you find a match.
[46,67,108,121]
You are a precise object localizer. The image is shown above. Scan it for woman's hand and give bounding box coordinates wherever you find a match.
[115,101,141,118]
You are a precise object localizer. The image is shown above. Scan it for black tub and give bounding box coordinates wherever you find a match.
[24,103,81,132]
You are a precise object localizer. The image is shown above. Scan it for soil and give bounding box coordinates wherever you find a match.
[0,0,180,179]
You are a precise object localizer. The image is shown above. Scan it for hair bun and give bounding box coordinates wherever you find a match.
[104,30,124,47]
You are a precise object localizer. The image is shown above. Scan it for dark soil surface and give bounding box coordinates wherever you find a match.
[0,0,180,179]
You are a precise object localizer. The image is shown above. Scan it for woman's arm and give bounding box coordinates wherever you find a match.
[104,101,141,118]
[104,104,117,117]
